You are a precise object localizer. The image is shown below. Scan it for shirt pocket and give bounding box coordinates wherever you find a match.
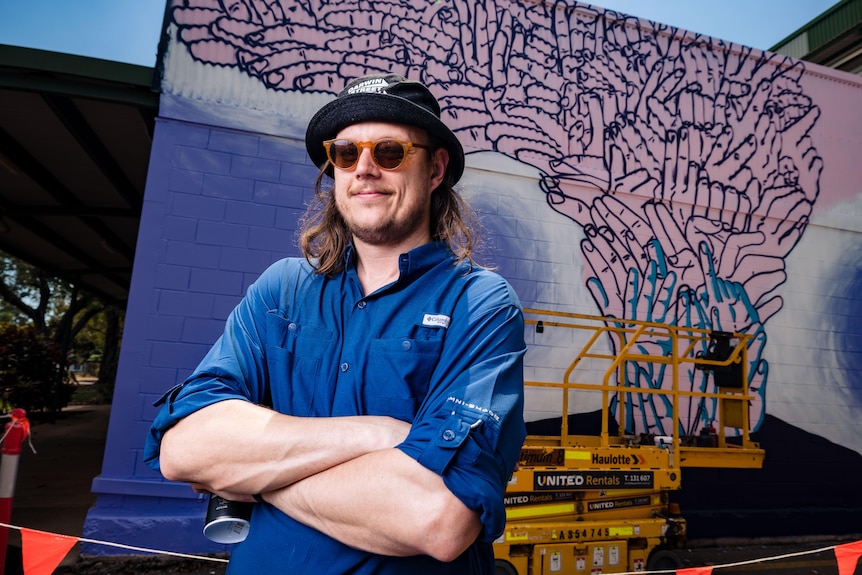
[265,313,334,415]
[365,337,444,421]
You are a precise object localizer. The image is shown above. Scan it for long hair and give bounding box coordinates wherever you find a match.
[298,158,481,276]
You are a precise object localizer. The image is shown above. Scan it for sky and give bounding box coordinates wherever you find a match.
[0,0,843,68]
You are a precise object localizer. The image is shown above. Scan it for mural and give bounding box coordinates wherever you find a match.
[164,0,824,439]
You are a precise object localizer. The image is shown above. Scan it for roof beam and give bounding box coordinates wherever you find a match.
[42,93,143,210]
[0,126,135,262]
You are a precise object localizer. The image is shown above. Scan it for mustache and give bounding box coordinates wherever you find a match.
[347,186,394,196]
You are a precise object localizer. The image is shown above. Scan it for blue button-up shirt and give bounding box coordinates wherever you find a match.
[145,242,526,574]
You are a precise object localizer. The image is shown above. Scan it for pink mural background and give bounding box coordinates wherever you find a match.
[160,0,862,443]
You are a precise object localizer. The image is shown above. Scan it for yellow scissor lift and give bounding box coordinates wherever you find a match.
[494,310,765,574]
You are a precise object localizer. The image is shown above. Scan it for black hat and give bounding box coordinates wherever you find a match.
[305,73,465,185]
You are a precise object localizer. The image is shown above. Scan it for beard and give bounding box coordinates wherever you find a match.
[345,203,429,246]
[339,186,432,247]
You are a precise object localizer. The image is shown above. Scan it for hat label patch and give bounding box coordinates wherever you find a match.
[422,313,451,329]
[347,77,391,94]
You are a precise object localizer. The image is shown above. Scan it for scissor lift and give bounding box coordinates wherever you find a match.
[494,310,765,574]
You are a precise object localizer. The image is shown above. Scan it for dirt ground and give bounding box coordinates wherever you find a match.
[55,555,228,575]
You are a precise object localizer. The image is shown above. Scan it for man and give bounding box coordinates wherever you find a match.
[144,73,526,574]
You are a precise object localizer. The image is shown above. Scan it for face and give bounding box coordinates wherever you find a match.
[331,122,448,249]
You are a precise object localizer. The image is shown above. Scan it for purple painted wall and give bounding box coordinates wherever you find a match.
[84,118,314,553]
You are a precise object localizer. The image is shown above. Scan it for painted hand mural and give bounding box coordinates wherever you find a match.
[167,0,822,435]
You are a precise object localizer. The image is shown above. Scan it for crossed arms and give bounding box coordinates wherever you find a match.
[159,399,481,562]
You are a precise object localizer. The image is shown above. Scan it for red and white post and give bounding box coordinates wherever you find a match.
[0,408,30,575]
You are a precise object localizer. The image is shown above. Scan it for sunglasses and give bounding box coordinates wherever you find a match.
[323,139,429,171]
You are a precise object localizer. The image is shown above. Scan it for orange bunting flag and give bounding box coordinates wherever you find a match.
[676,567,714,575]
[835,540,862,575]
[21,528,78,575]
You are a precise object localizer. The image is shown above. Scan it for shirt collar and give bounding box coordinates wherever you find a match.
[396,242,453,281]
[344,241,454,292]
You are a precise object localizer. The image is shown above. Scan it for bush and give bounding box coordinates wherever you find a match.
[0,323,76,414]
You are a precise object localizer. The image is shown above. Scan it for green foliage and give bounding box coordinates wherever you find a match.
[0,323,76,414]
[0,250,123,408]
[0,253,66,332]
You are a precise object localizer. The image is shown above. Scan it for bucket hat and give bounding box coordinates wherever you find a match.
[305,73,465,185]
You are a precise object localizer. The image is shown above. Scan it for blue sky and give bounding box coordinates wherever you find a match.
[0,0,842,68]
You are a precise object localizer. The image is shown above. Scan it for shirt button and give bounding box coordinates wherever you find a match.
[340,362,349,372]
[402,340,412,351]
[357,301,366,309]
[288,322,297,332]
[442,429,456,441]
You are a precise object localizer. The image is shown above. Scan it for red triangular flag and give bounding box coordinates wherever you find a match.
[676,568,714,575]
[835,540,862,575]
[21,528,78,575]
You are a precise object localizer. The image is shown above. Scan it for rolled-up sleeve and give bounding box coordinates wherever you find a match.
[143,260,291,470]
[397,277,526,542]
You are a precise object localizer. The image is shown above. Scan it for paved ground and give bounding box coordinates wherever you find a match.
[4,402,860,574]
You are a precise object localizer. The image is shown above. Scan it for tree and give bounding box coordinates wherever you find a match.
[0,250,123,412]
[67,299,124,403]
[0,323,74,414]
[0,255,53,332]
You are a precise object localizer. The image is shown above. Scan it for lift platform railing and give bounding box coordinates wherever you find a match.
[523,309,764,469]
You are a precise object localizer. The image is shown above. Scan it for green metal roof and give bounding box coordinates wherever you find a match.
[770,0,862,58]
[0,44,157,107]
